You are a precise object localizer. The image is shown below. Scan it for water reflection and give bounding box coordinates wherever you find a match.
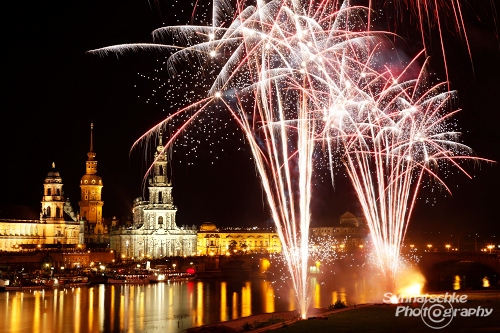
[0,277,380,333]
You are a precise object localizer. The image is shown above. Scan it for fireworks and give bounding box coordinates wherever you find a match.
[88,0,490,319]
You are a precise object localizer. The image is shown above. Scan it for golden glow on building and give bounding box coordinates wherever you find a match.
[79,123,105,244]
[197,223,282,255]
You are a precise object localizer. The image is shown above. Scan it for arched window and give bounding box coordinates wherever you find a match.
[158,216,163,225]
[46,206,51,217]
[56,207,61,218]
[158,191,163,203]
[47,188,51,196]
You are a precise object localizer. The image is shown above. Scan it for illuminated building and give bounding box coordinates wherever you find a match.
[0,164,81,251]
[79,123,107,244]
[310,211,369,250]
[109,130,197,259]
[196,222,282,255]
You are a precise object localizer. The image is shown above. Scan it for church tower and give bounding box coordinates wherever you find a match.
[79,122,104,241]
[109,128,197,259]
[149,129,175,210]
[40,163,80,245]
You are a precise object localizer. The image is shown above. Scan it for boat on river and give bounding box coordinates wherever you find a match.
[59,276,89,287]
[147,264,196,283]
[107,274,150,284]
[147,269,196,283]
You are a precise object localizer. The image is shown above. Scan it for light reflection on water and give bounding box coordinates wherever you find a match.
[0,277,379,333]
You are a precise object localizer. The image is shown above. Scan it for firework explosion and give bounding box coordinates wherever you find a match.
[315,52,486,290]
[88,0,489,319]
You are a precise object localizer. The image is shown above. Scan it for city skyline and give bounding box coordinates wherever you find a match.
[1,1,499,239]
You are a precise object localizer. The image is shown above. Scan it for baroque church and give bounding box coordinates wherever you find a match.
[0,162,81,251]
[109,130,197,259]
[0,122,109,251]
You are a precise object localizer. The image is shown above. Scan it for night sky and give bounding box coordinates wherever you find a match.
[1,1,499,247]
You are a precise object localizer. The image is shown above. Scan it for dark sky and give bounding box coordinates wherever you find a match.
[1,1,499,244]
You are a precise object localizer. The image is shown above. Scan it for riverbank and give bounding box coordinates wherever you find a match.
[187,290,500,333]
[185,305,372,333]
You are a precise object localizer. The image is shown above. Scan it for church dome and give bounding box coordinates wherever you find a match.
[47,169,60,177]
[199,222,218,232]
[80,174,103,185]
[45,163,62,183]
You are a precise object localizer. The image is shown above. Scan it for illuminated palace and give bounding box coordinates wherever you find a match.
[196,222,282,256]
[109,130,197,259]
[0,163,81,251]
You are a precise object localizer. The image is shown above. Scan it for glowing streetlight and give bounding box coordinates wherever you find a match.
[446,244,451,252]
[487,245,494,253]
[427,244,432,252]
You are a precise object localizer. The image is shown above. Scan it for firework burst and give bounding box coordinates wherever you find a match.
[87,0,491,319]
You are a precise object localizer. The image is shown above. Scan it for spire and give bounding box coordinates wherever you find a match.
[156,128,165,156]
[87,122,96,161]
[90,122,94,152]
[52,162,55,169]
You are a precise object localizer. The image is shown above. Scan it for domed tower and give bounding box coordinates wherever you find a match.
[41,162,65,224]
[41,163,80,245]
[79,122,104,240]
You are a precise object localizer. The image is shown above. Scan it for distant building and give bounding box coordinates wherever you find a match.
[196,222,282,255]
[79,123,108,245]
[310,211,369,250]
[0,164,81,251]
[109,130,197,259]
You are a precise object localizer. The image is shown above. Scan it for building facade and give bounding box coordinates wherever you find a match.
[310,211,369,250]
[109,130,197,259]
[0,164,81,251]
[196,222,282,255]
[79,123,108,245]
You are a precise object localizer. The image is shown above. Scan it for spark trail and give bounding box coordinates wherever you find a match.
[87,0,489,318]
[318,54,488,290]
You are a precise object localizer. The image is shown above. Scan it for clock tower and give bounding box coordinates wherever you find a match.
[79,122,104,242]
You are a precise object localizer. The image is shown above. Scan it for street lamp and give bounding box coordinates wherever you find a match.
[427,244,432,252]
[487,245,494,253]
[445,244,451,252]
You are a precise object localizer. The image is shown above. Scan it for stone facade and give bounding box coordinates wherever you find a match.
[0,164,81,251]
[109,130,197,259]
[310,211,369,250]
[79,123,108,245]
[196,222,282,255]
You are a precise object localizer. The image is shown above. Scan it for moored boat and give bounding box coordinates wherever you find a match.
[59,276,89,287]
[147,268,195,283]
[107,274,150,284]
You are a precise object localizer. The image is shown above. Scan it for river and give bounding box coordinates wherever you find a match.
[0,275,381,333]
